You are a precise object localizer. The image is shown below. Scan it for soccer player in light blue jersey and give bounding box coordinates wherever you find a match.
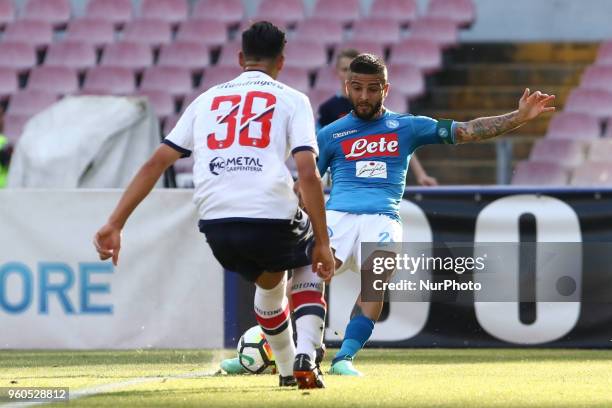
[317,54,556,376]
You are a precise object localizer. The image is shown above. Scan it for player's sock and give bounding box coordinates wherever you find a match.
[254,275,295,377]
[332,315,375,364]
[291,265,326,362]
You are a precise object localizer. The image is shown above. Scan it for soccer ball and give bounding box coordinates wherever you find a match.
[237,325,276,374]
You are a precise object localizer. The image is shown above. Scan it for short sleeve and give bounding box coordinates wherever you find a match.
[410,115,455,148]
[289,93,319,156]
[163,101,195,158]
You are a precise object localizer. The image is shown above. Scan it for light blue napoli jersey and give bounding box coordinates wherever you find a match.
[317,110,455,221]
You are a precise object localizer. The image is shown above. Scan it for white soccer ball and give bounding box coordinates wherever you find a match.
[237,325,276,374]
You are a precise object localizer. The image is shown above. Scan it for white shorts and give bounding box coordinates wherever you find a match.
[327,210,402,275]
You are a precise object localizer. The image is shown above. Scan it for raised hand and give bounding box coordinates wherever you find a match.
[517,88,556,122]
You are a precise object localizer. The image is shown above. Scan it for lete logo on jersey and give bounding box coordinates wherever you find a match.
[340,133,399,160]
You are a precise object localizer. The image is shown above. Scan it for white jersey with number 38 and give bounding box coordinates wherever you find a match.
[164,71,318,222]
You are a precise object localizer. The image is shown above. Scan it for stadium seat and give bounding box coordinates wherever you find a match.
[426,0,475,27]
[27,66,79,95]
[135,89,174,119]
[139,0,188,25]
[0,68,18,100]
[368,0,417,26]
[22,0,71,27]
[122,19,172,48]
[277,67,310,93]
[101,42,153,71]
[0,0,15,29]
[511,161,568,185]
[83,66,136,94]
[595,41,612,65]
[564,89,612,120]
[351,18,401,45]
[282,41,327,70]
[580,66,612,92]
[529,139,585,169]
[293,17,344,46]
[65,18,115,48]
[163,113,180,135]
[314,67,340,92]
[158,41,209,72]
[389,39,442,73]
[199,65,242,90]
[215,41,241,67]
[409,17,458,48]
[385,90,409,113]
[545,112,601,140]
[387,63,424,99]
[44,41,97,71]
[176,19,227,48]
[7,90,58,116]
[253,0,305,27]
[311,0,361,25]
[570,162,612,186]
[606,119,612,138]
[336,40,385,60]
[192,0,244,26]
[140,66,192,97]
[308,89,335,114]
[85,0,133,27]
[3,20,53,49]
[3,113,29,144]
[0,42,37,72]
[587,139,612,162]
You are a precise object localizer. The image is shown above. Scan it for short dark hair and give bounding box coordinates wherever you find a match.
[336,48,360,64]
[349,53,387,80]
[241,21,286,61]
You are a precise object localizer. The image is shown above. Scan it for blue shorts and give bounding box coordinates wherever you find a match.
[199,209,314,282]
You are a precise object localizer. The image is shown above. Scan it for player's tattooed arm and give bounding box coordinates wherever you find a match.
[454,88,556,144]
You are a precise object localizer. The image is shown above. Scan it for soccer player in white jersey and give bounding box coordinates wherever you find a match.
[93,21,334,389]
[315,54,556,376]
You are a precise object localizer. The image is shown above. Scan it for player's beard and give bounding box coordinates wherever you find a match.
[351,99,383,121]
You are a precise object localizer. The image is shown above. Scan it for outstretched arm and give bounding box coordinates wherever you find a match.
[454,88,555,144]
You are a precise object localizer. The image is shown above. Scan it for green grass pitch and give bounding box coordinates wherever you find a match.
[1,348,612,407]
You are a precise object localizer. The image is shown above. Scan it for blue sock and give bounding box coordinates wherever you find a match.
[333,315,375,364]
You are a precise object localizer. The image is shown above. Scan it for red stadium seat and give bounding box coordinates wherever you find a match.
[139,0,188,25]
[312,0,361,25]
[4,113,29,144]
[426,0,475,27]
[390,39,442,73]
[580,66,612,93]
[158,41,209,71]
[0,68,17,100]
[163,113,180,135]
[253,0,305,26]
[0,42,37,71]
[0,0,15,29]
[27,66,78,95]
[192,0,244,26]
[314,67,340,92]
[83,66,136,94]
[385,90,409,113]
[595,41,612,65]
[122,19,172,47]
[140,66,192,97]
[176,19,227,48]
[85,0,133,26]
[570,162,612,186]
[293,17,344,46]
[45,41,97,71]
[3,20,53,48]
[215,41,241,67]
[564,88,612,120]
[529,139,585,169]
[283,41,327,70]
[101,42,153,71]
[587,139,612,162]
[277,67,310,93]
[7,90,58,116]
[199,65,242,90]
[387,63,424,99]
[308,89,335,114]
[336,40,385,60]
[410,17,458,48]
[135,89,175,119]
[22,0,71,27]
[352,18,401,45]
[511,161,568,185]
[369,0,417,26]
[65,18,115,48]
[545,112,601,140]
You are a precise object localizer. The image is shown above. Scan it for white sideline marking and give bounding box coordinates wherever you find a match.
[1,351,224,407]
